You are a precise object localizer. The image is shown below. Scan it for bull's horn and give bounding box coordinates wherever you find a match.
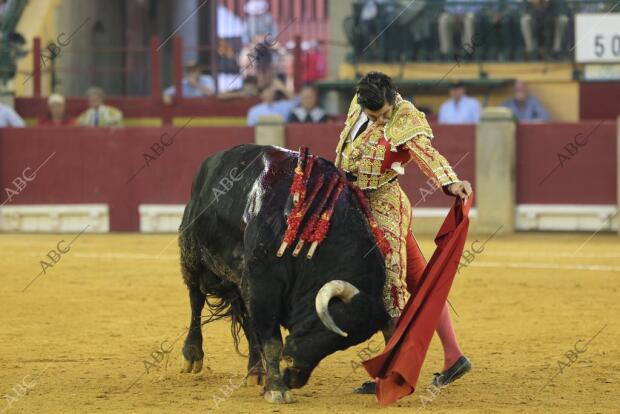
[315,280,360,337]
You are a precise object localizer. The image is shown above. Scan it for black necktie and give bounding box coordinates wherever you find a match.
[354,119,369,140]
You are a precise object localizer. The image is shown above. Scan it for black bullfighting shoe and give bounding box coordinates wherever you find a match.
[431,356,472,387]
[353,380,376,394]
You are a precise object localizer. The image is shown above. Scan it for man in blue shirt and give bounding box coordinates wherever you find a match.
[502,80,549,122]
[162,60,215,104]
[438,81,482,124]
[0,102,25,127]
[247,79,298,126]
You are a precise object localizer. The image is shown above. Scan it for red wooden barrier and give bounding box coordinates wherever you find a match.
[0,127,254,231]
[0,122,616,232]
[517,122,617,204]
[579,82,620,120]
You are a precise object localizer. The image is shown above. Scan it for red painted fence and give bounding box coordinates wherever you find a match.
[517,122,617,205]
[0,122,616,231]
[0,127,254,230]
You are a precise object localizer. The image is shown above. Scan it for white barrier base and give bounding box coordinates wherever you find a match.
[414,207,479,218]
[0,204,109,232]
[516,204,618,232]
[139,204,185,233]
[3,204,612,234]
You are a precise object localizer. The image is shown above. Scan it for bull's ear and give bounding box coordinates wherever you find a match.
[329,293,388,339]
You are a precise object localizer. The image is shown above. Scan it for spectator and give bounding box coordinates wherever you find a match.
[301,41,327,84]
[289,85,328,123]
[77,87,123,127]
[239,34,287,90]
[0,102,25,127]
[502,80,549,122]
[243,0,277,45]
[163,60,215,104]
[438,81,481,124]
[521,0,569,59]
[38,94,75,126]
[479,0,524,61]
[218,76,259,99]
[438,0,485,60]
[247,79,297,126]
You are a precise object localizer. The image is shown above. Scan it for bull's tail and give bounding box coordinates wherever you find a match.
[201,287,248,357]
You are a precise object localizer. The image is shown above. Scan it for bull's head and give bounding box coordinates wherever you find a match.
[281,280,388,389]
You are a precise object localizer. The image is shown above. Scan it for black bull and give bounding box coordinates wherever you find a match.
[179,144,389,403]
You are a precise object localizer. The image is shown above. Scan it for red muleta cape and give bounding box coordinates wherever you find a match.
[363,194,473,406]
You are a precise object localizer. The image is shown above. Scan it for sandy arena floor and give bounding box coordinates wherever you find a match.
[0,232,619,413]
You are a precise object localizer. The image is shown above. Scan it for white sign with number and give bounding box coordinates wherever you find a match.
[575,14,620,63]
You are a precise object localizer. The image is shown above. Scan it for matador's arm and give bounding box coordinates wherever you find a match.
[383,98,460,190]
[401,138,459,188]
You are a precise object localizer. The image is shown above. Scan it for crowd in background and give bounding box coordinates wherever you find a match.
[0,86,124,127]
[438,80,549,124]
[0,0,555,128]
[350,0,616,62]
[0,76,548,127]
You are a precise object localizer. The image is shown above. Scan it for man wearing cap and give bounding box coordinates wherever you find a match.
[38,94,75,126]
[162,60,215,105]
[438,81,481,124]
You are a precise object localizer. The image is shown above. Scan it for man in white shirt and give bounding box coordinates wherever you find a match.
[0,102,25,127]
[438,81,481,124]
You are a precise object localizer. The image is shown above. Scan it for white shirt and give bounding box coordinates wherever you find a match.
[0,104,25,127]
[438,96,481,124]
[348,111,374,142]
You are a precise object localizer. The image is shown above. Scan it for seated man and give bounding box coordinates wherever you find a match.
[288,85,328,123]
[77,87,123,127]
[502,80,549,122]
[247,79,297,126]
[0,102,25,127]
[479,0,524,60]
[38,93,75,126]
[162,60,215,104]
[438,81,481,124]
[438,0,484,60]
[520,0,569,59]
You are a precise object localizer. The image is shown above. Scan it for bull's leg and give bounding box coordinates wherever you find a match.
[181,281,206,373]
[261,334,295,403]
[248,294,295,404]
[241,318,265,386]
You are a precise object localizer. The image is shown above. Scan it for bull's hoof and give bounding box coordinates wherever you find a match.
[263,390,296,404]
[245,372,264,386]
[180,357,203,373]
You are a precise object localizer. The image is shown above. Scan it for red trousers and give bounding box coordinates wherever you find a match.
[405,232,427,296]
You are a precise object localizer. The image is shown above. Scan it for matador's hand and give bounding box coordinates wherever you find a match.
[448,181,472,201]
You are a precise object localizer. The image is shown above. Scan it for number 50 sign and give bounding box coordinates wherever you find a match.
[575,14,620,63]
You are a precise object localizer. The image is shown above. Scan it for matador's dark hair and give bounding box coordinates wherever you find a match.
[355,72,397,111]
